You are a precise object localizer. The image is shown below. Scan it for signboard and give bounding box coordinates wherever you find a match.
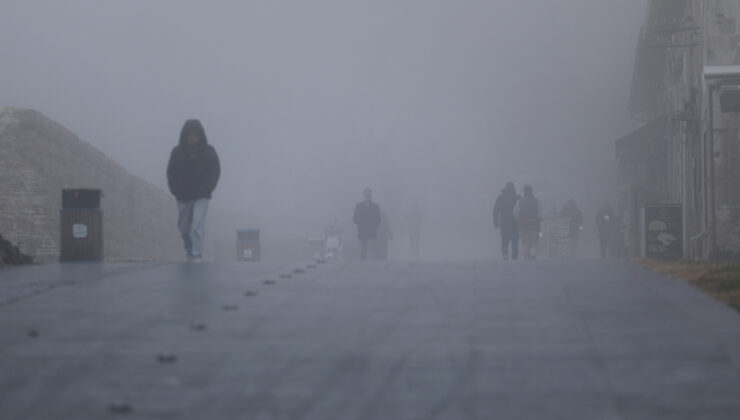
[642,204,682,260]
[72,223,88,239]
[547,218,572,258]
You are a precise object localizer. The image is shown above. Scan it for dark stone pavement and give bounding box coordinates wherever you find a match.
[1,259,740,419]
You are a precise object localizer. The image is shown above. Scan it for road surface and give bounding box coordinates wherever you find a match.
[1,259,740,419]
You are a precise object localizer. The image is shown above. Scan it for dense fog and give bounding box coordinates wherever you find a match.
[0,1,647,259]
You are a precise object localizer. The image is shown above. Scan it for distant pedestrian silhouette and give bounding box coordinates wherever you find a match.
[376,210,393,261]
[353,188,381,261]
[559,199,583,258]
[596,202,617,259]
[493,182,520,260]
[515,185,541,259]
[406,204,423,257]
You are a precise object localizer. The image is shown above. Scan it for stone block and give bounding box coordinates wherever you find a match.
[706,35,736,65]
[719,16,737,35]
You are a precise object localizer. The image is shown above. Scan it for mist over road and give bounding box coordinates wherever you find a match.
[0,1,646,246]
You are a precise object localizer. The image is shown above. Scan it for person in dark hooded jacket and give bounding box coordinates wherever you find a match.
[353,188,381,260]
[167,119,220,263]
[595,202,617,259]
[493,182,520,260]
[514,185,542,259]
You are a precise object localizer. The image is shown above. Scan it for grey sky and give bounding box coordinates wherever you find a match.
[1,1,646,237]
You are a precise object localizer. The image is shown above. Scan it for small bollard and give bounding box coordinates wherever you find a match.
[109,401,133,415]
[189,321,207,331]
[265,278,278,284]
[157,353,178,364]
[293,268,305,274]
[244,290,258,297]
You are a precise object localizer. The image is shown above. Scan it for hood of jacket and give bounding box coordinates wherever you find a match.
[179,119,209,147]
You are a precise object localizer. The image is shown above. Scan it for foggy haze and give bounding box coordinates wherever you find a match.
[0,1,646,252]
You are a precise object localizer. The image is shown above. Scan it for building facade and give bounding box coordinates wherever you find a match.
[619,0,740,259]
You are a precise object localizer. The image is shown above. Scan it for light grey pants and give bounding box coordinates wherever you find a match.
[177,198,210,258]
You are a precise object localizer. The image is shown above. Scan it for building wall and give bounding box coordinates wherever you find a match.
[629,0,740,258]
[663,1,702,258]
[618,0,696,257]
[701,0,740,257]
[0,107,183,263]
[662,0,740,259]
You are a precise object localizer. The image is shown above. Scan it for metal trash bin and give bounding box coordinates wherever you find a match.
[237,229,260,262]
[60,189,103,261]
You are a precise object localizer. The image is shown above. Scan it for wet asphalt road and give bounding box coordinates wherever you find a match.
[1,259,740,419]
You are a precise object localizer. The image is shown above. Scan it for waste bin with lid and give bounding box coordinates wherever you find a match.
[237,229,260,262]
[60,189,103,261]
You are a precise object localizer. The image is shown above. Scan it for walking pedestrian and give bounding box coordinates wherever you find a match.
[167,119,220,263]
[559,199,583,258]
[406,204,423,257]
[376,210,393,261]
[596,202,617,259]
[515,185,542,259]
[353,188,381,261]
[493,182,520,260]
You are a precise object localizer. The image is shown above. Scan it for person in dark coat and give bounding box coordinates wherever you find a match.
[353,188,381,261]
[595,202,617,259]
[493,182,520,260]
[515,185,542,259]
[167,119,220,263]
[406,204,423,257]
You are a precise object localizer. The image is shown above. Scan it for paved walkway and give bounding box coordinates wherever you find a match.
[1,259,740,419]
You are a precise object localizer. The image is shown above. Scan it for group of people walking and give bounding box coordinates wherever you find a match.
[493,182,543,260]
[165,118,414,263]
[492,181,621,261]
[166,119,618,263]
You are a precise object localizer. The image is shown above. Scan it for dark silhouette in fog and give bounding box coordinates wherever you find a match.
[377,210,393,261]
[353,188,381,261]
[559,199,583,258]
[167,119,220,263]
[493,182,520,260]
[406,205,423,257]
[515,185,542,260]
[596,202,617,259]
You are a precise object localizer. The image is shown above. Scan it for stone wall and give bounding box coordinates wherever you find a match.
[703,0,740,256]
[705,0,740,206]
[0,107,182,262]
[705,0,740,65]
